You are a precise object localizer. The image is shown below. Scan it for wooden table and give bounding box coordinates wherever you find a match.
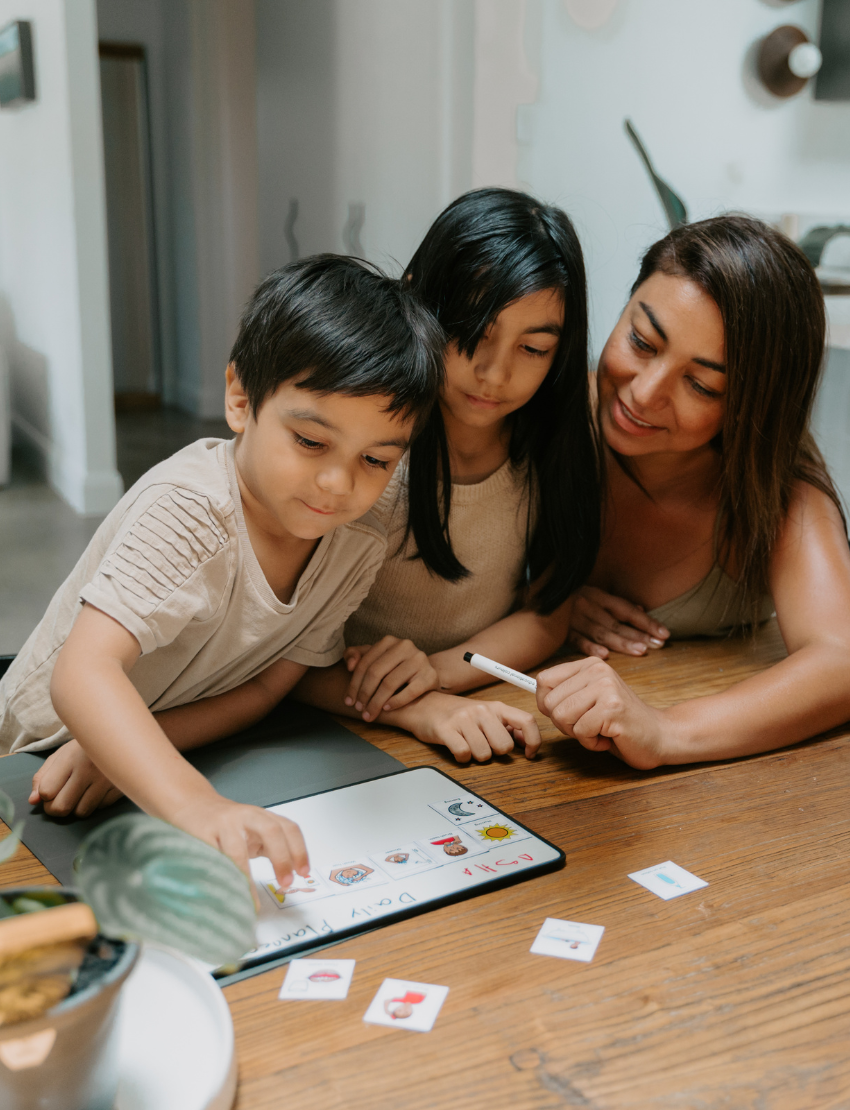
[6,621,850,1109]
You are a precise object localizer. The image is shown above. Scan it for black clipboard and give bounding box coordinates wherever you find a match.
[222,766,565,981]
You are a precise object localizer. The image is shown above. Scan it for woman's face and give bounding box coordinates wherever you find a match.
[440,288,564,430]
[598,272,727,458]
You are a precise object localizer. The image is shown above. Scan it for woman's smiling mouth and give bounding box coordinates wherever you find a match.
[612,395,664,437]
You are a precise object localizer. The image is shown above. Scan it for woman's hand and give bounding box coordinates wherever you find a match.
[343,636,439,721]
[568,586,669,658]
[394,691,542,763]
[536,657,672,769]
[28,740,124,818]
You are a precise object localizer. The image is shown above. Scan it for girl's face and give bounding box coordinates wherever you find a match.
[598,272,727,459]
[440,288,564,429]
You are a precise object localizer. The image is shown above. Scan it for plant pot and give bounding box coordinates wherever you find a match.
[0,887,139,1110]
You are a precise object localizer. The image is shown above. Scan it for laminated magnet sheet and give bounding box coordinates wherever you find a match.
[0,701,404,885]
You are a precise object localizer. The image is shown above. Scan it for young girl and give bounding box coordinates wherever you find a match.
[296,188,601,761]
[535,215,850,767]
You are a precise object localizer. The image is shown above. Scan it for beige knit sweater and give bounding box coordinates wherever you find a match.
[345,457,530,655]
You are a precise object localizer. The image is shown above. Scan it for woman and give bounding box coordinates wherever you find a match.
[536,215,850,768]
[297,187,602,761]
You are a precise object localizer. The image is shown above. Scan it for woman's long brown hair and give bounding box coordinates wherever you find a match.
[633,214,844,632]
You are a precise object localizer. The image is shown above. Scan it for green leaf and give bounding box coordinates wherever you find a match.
[74,815,257,967]
[0,821,23,865]
[0,788,14,829]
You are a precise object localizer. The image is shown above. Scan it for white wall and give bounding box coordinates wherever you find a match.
[0,0,122,514]
[519,0,850,355]
[97,0,258,419]
[255,0,474,277]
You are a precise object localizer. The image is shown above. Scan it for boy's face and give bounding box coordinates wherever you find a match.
[225,369,413,541]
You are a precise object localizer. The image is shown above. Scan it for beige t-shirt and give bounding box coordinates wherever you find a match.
[345,456,530,656]
[0,438,386,754]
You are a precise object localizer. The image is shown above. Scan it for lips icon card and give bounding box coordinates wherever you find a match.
[278,959,356,1000]
[428,796,497,825]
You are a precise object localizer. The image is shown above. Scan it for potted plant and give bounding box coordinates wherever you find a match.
[0,790,257,1110]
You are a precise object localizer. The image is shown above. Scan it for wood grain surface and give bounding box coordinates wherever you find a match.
[5,620,850,1109]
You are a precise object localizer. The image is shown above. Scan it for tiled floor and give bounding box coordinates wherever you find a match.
[0,409,230,654]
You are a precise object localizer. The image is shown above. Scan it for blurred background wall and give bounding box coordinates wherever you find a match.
[0,0,848,514]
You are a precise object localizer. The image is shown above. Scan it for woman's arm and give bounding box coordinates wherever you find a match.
[536,484,850,767]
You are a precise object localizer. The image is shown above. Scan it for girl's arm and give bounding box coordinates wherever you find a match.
[536,484,850,767]
[32,650,307,817]
[427,595,574,694]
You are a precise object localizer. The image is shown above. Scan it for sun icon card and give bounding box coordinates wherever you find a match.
[467,815,532,846]
[427,796,497,826]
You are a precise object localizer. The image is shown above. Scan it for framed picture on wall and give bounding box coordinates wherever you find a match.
[0,20,35,108]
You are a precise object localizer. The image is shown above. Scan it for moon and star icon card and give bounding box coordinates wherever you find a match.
[279,958,356,1001]
[428,796,497,825]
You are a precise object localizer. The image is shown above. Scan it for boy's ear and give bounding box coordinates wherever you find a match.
[225,364,251,434]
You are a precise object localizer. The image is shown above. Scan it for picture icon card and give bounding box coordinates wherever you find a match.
[530,918,605,963]
[428,796,497,825]
[628,860,708,900]
[363,977,449,1033]
[325,859,389,891]
[369,843,440,878]
[249,858,333,908]
[279,958,356,1001]
[417,827,488,861]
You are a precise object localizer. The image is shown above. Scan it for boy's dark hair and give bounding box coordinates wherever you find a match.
[405,187,601,615]
[229,255,444,433]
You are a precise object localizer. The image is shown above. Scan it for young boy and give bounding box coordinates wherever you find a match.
[0,255,443,887]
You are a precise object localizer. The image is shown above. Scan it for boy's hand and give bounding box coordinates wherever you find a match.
[395,691,542,763]
[170,796,310,889]
[29,740,124,818]
[569,586,669,658]
[343,636,439,721]
[536,657,670,769]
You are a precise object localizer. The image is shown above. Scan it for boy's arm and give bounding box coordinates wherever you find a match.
[33,654,306,816]
[48,603,308,884]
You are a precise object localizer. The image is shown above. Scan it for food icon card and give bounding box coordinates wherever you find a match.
[428,796,497,825]
[530,918,605,963]
[325,859,390,891]
[369,843,440,878]
[279,958,356,1000]
[628,860,708,900]
[417,827,488,861]
[362,978,449,1033]
[249,858,333,908]
[466,815,532,848]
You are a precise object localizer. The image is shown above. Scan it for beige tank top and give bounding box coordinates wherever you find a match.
[646,564,774,638]
[345,456,530,655]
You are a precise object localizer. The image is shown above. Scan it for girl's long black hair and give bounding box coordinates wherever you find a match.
[405,187,601,614]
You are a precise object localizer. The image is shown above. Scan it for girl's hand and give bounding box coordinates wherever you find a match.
[536,657,671,770]
[397,691,542,763]
[343,636,439,721]
[28,740,124,818]
[568,586,670,658]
